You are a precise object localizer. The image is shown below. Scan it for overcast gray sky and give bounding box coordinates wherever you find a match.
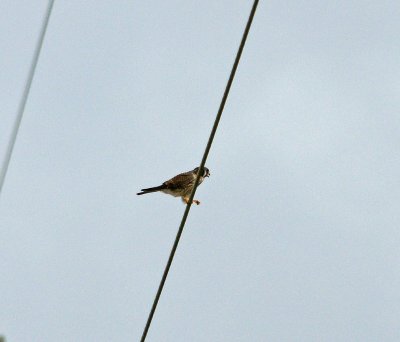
[1,1,400,341]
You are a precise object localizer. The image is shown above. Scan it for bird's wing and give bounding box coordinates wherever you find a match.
[164,171,194,190]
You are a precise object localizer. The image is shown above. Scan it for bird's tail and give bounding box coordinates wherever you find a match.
[137,184,166,195]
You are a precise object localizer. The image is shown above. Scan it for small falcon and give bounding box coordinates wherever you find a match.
[137,167,210,205]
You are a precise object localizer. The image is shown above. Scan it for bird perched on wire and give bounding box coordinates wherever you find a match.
[137,167,210,205]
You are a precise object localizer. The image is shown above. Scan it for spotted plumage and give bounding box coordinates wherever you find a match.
[137,167,210,205]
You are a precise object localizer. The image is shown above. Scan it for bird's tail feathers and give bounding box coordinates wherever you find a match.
[136,184,166,195]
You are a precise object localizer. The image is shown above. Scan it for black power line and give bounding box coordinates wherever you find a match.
[140,1,259,340]
[0,0,55,197]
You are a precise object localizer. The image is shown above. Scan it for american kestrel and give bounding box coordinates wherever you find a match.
[137,167,210,205]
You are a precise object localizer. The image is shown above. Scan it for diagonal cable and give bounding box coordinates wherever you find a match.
[0,0,55,197]
[140,1,259,340]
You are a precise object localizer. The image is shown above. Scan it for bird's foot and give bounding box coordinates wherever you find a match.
[183,197,201,205]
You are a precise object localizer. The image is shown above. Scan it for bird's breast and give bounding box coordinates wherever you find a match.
[161,188,183,197]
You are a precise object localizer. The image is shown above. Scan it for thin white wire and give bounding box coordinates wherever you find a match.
[0,0,55,197]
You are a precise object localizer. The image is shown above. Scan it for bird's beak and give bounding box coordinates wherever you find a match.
[206,173,210,177]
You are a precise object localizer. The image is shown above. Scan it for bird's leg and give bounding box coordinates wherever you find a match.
[183,197,201,205]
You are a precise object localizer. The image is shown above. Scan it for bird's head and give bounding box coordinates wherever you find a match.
[194,166,210,178]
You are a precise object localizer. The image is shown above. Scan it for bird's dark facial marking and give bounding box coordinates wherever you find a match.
[194,166,210,177]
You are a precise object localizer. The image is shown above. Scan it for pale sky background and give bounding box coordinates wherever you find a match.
[1,1,400,341]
